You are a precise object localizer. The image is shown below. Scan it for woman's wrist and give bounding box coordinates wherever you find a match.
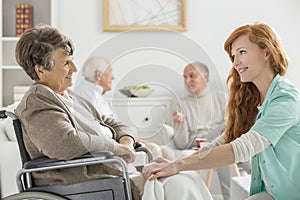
[174,159,185,172]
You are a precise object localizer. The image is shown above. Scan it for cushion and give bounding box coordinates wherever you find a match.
[2,118,16,141]
[0,122,9,142]
[0,102,20,142]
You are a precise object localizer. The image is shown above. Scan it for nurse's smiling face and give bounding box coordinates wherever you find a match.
[231,34,269,85]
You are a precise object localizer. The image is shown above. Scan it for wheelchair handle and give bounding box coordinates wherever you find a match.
[0,110,8,119]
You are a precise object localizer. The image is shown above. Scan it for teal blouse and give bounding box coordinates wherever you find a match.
[251,74,300,199]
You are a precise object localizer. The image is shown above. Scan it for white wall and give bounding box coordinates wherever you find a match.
[57,0,300,98]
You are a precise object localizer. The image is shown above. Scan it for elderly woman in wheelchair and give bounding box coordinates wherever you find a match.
[4,24,212,200]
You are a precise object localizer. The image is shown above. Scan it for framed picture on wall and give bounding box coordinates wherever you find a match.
[103,0,186,32]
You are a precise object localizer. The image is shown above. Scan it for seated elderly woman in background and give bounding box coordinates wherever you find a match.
[14,24,213,200]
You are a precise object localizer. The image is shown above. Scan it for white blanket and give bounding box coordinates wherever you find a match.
[142,171,213,200]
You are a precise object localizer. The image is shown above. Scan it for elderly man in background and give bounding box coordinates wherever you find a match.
[74,57,116,117]
[172,62,233,200]
[172,62,227,149]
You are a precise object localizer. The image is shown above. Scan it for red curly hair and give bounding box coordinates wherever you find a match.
[223,23,288,143]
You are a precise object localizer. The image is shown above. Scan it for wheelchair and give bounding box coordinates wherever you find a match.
[0,110,152,200]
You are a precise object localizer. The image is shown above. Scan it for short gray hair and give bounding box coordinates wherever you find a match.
[15,24,74,80]
[190,61,209,82]
[81,56,110,81]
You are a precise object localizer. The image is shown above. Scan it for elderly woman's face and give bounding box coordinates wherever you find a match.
[37,48,77,95]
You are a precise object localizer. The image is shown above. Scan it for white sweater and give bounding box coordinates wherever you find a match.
[74,79,114,117]
[202,131,270,163]
[173,87,227,149]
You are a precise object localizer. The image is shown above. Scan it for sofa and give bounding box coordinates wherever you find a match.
[0,104,22,198]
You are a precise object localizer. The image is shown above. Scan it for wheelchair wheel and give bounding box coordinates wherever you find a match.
[3,191,68,200]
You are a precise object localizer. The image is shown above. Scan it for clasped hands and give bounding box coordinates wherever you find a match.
[142,157,180,181]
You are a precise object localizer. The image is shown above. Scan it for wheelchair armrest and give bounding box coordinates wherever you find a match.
[134,141,153,162]
[135,146,153,162]
[17,151,131,193]
[24,150,114,169]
